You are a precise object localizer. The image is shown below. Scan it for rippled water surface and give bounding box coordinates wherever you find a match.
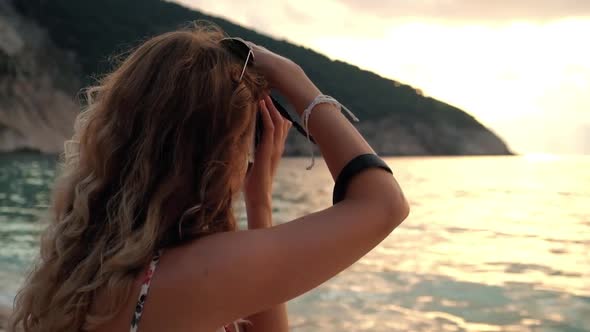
[1,153,589,331]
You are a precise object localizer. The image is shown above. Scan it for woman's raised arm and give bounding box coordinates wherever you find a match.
[154,44,410,331]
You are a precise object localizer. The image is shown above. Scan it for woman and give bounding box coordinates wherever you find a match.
[9,23,409,332]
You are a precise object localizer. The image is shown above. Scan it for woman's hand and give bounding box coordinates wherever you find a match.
[245,41,297,90]
[245,41,321,116]
[243,94,292,228]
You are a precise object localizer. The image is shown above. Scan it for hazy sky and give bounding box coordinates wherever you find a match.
[173,0,590,154]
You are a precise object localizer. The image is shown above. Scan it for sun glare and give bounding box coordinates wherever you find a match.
[307,18,590,154]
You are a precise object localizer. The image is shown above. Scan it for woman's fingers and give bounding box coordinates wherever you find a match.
[259,99,274,148]
[263,95,293,143]
[284,120,292,141]
[265,95,284,143]
[258,95,292,159]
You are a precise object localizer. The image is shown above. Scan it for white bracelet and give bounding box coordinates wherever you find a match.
[301,94,360,170]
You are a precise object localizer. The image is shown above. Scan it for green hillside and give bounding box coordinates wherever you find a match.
[11,0,511,155]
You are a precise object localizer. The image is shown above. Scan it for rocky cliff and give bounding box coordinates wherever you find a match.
[0,0,78,153]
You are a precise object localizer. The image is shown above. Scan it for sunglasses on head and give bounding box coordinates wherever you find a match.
[219,37,317,159]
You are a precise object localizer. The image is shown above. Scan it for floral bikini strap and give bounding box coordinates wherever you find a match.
[130,250,163,332]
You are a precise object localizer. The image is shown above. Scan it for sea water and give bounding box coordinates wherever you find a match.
[1,153,589,331]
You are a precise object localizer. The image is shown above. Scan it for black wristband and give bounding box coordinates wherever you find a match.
[332,153,393,205]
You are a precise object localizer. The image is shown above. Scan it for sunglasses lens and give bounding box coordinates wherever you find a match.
[221,38,253,64]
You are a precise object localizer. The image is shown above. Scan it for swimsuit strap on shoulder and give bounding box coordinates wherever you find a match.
[130,250,163,332]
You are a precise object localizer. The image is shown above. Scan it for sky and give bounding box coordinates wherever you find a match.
[172,0,590,155]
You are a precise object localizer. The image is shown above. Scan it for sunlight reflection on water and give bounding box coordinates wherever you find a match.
[1,154,589,331]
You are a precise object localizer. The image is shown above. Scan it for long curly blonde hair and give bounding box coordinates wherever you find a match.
[9,22,268,331]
